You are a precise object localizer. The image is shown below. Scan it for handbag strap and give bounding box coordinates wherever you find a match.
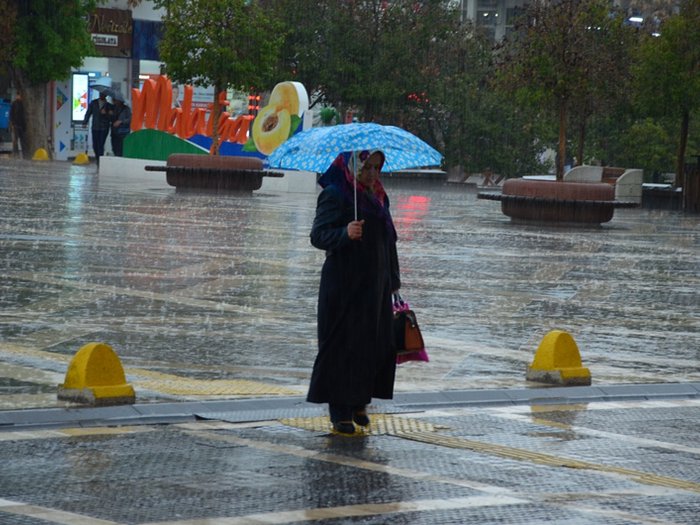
[392,292,411,313]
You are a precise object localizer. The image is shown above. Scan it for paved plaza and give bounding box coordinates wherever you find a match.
[1,158,699,523]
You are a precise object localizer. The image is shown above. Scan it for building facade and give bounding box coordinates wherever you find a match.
[457,0,527,41]
[456,0,680,41]
[52,0,165,160]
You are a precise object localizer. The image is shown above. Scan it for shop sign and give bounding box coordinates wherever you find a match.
[88,8,133,58]
[92,34,119,47]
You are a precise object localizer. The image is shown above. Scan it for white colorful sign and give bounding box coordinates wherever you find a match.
[71,73,89,122]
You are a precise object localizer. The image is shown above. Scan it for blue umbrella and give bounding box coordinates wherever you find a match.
[267,122,442,173]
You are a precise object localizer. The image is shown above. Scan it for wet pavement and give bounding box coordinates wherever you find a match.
[2,395,700,524]
[1,158,699,523]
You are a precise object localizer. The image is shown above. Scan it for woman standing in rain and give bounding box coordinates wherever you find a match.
[307,149,401,435]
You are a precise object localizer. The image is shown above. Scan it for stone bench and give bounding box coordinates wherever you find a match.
[478,167,642,224]
[563,165,604,183]
[499,178,617,224]
[563,165,643,204]
[146,154,283,192]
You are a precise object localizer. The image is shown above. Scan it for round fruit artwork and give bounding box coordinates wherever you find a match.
[252,82,302,155]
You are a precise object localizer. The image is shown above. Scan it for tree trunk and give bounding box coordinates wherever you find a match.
[576,117,586,167]
[675,109,689,188]
[11,68,51,159]
[556,101,568,181]
[210,82,223,156]
[429,115,446,155]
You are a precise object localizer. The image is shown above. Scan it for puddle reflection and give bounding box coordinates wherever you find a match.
[528,404,589,441]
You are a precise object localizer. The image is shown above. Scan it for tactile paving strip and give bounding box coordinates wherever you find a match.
[0,426,153,442]
[397,430,700,495]
[279,414,445,435]
[132,368,300,396]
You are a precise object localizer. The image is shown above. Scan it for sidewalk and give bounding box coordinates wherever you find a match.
[1,386,700,524]
[1,159,699,523]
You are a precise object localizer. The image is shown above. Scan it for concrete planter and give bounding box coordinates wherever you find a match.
[499,178,616,224]
[145,154,282,192]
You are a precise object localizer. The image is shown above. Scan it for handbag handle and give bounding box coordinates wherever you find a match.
[392,292,409,313]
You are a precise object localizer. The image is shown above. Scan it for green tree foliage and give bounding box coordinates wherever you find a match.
[0,1,18,66]
[268,2,431,142]
[270,0,545,175]
[2,0,97,156]
[497,0,635,180]
[617,118,676,176]
[633,0,700,186]
[272,0,455,123]
[154,0,284,153]
[432,23,550,178]
[583,102,683,179]
[407,20,547,178]
[569,19,636,167]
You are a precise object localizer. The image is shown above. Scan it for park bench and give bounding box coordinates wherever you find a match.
[564,165,643,203]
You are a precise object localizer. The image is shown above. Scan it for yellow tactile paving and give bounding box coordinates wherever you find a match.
[181,428,684,525]
[280,407,700,497]
[279,413,445,435]
[58,426,154,437]
[131,368,300,396]
[396,430,700,495]
[0,426,153,442]
[0,499,120,525]
[134,377,300,396]
[0,344,301,397]
[0,343,71,364]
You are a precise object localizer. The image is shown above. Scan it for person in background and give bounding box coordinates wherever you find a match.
[9,93,29,159]
[109,93,131,157]
[83,90,113,166]
[307,149,401,435]
[172,85,181,109]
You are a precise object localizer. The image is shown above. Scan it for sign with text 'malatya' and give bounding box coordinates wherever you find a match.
[125,76,310,160]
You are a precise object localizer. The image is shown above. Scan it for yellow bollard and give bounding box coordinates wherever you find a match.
[526,330,591,386]
[32,148,49,161]
[58,342,135,406]
[73,152,90,165]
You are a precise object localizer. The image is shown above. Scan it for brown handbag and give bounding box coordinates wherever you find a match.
[392,294,425,355]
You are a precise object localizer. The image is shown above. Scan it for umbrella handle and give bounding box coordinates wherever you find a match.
[353,151,358,221]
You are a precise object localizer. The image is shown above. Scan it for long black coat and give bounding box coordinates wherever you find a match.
[307,183,401,407]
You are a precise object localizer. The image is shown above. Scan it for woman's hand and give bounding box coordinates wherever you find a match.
[347,220,365,241]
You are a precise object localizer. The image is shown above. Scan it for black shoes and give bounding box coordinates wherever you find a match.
[332,421,356,434]
[329,404,354,434]
[329,404,371,434]
[330,404,366,435]
[352,407,370,427]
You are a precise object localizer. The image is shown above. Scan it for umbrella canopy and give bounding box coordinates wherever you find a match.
[267,122,442,173]
[90,79,114,96]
